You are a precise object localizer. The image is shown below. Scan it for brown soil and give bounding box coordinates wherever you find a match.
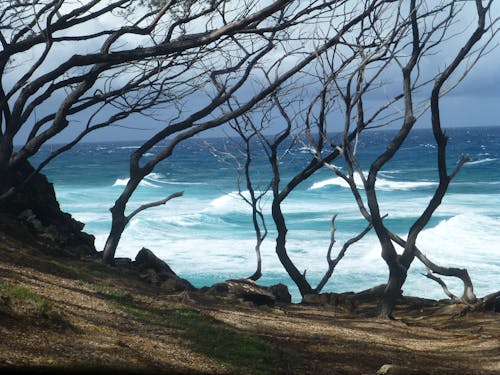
[0,226,499,375]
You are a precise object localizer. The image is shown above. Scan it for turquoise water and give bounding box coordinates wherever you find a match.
[31,126,500,301]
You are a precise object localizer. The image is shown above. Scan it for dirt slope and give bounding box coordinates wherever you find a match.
[0,224,499,375]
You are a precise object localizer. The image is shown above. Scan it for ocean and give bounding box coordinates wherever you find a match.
[31,126,500,301]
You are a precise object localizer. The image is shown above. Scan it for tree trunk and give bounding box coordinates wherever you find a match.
[272,200,313,297]
[102,203,128,265]
[247,240,263,281]
[380,258,407,319]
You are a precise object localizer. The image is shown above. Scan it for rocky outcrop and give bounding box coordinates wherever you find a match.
[133,248,195,292]
[269,283,292,304]
[2,161,96,257]
[302,284,387,307]
[203,279,292,307]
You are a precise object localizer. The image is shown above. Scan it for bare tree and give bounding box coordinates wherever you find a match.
[205,112,271,281]
[322,0,497,317]
[0,0,296,207]
[256,0,414,298]
[0,0,337,261]
[101,0,400,264]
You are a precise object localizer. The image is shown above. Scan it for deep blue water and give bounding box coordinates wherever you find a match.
[30,126,500,301]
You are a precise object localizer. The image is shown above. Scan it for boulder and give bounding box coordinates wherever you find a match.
[269,283,292,304]
[133,248,195,292]
[481,291,500,313]
[205,279,276,306]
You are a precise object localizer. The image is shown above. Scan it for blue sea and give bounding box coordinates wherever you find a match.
[31,126,500,301]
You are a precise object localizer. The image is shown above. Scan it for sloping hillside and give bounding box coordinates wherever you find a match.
[0,215,499,374]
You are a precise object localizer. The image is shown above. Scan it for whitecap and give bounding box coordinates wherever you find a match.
[376,178,435,191]
[112,177,159,188]
[298,146,316,154]
[419,143,436,149]
[117,145,141,150]
[309,175,435,191]
[203,191,270,214]
[465,157,498,166]
[112,178,129,187]
[417,213,500,271]
[207,192,245,211]
[142,173,207,187]
[145,172,165,181]
[309,177,350,190]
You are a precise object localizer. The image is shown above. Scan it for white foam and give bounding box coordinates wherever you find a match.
[465,157,498,166]
[117,145,141,149]
[310,177,350,190]
[309,175,436,191]
[90,209,500,301]
[204,191,270,214]
[417,213,500,260]
[112,173,165,188]
[298,146,315,154]
[376,178,435,191]
[146,172,164,180]
[112,178,129,187]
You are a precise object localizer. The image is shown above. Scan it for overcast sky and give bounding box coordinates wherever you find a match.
[9,1,500,145]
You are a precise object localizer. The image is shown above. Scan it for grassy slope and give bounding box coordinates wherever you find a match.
[0,217,499,374]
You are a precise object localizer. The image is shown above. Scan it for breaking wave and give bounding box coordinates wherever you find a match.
[309,176,435,191]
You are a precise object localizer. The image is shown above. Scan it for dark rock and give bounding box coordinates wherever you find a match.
[139,269,162,285]
[133,248,195,291]
[18,209,43,231]
[483,291,500,312]
[2,161,96,257]
[134,247,176,275]
[205,279,276,306]
[269,283,291,304]
[355,284,386,300]
[302,293,330,305]
[205,282,230,295]
[114,257,133,268]
[301,286,388,311]
[160,277,195,292]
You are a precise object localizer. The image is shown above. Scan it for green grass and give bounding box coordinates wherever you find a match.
[0,280,45,303]
[96,285,287,374]
[95,285,134,306]
[165,309,283,375]
[0,280,74,330]
[36,257,91,281]
[0,280,52,315]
